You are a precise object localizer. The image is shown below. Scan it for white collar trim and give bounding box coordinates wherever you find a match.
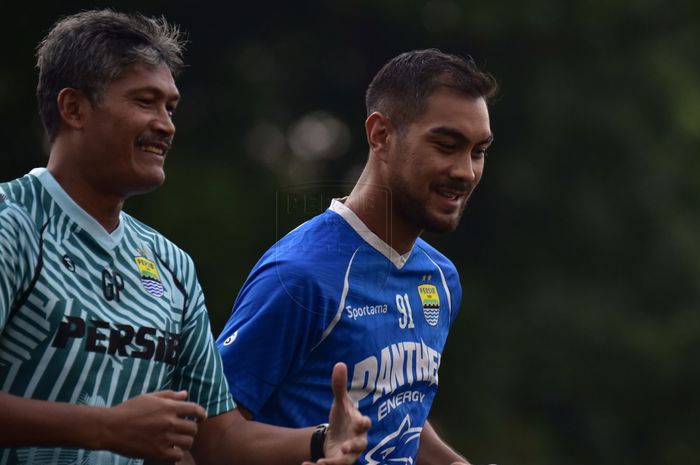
[30,167,124,250]
[329,197,412,269]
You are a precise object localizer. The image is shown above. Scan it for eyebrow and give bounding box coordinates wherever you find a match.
[129,86,180,102]
[429,126,494,145]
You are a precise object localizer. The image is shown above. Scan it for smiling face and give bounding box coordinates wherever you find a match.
[386,89,492,233]
[79,62,180,197]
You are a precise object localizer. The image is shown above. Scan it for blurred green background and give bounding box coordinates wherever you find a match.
[3,1,700,464]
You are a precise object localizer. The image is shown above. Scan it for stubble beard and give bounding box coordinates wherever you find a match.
[389,174,467,235]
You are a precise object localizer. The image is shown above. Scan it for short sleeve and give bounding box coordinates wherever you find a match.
[174,259,235,417]
[216,259,326,416]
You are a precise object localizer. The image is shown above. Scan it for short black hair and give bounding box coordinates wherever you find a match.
[365,48,497,131]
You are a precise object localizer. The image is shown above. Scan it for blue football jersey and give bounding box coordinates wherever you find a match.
[217,199,462,464]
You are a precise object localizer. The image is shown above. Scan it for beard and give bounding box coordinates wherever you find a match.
[388,173,470,234]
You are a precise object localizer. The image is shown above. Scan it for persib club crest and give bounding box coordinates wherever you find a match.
[135,255,164,297]
[417,284,440,326]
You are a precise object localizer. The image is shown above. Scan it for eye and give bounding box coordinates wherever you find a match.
[472,147,488,159]
[434,141,457,153]
[135,97,153,108]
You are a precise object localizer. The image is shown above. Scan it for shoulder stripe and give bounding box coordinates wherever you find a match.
[311,246,361,352]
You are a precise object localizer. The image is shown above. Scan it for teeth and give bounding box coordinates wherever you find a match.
[140,144,164,155]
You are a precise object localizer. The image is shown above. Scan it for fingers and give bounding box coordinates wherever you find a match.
[162,445,186,462]
[151,390,208,422]
[339,434,368,455]
[330,362,349,404]
[156,430,197,461]
[356,415,371,433]
[171,417,199,436]
[108,392,208,461]
[152,389,189,400]
[173,400,208,422]
[169,433,196,451]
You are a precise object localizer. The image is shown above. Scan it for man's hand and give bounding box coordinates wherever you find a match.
[103,390,207,462]
[303,362,371,465]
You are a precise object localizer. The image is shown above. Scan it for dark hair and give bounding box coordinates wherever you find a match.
[36,9,186,141]
[365,48,498,131]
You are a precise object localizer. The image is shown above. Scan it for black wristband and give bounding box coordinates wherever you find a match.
[310,423,329,461]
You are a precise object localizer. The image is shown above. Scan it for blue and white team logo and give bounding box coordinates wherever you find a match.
[134,247,164,298]
[417,283,440,327]
[364,415,423,465]
[135,256,164,297]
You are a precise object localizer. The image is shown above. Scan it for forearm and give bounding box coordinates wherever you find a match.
[416,420,470,465]
[192,409,314,465]
[1,389,207,462]
[193,364,369,465]
[0,391,107,449]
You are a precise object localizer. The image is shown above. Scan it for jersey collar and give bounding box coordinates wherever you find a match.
[329,198,412,269]
[30,167,125,250]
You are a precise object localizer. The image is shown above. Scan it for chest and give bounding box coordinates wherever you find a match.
[306,254,453,405]
[5,226,185,367]
[337,256,453,351]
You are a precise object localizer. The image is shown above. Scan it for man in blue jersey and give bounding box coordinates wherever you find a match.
[217,49,497,464]
[0,9,369,465]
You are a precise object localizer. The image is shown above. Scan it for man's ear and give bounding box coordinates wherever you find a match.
[56,88,88,131]
[365,111,393,162]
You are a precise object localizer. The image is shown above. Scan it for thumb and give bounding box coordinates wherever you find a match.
[331,362,349,404]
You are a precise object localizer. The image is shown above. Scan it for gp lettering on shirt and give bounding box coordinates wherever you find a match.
[52,316,179,364]
[349,339,441,415]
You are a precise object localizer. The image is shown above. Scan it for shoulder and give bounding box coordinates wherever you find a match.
[243,210,364,301]
[264,210,364,273]
[0,184,42,286]
[0,187,42,244]
[413,238,460,287]
[0,174,47,232]
[1,173,46,211]
[0,173,42,200]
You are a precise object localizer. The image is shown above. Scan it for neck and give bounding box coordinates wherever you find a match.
[345,166,421,255]
[47,142,124,233]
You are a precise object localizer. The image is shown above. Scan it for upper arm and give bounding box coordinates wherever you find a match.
[216,262,326,416]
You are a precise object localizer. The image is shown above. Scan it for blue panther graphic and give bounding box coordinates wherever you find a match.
[365,415,423,465]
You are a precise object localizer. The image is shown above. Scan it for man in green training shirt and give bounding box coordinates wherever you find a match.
[0,9,369,465]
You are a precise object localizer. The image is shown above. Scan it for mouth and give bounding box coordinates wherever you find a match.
[434,188,466,202]
[138,143,168,156]
[136,137,171,157]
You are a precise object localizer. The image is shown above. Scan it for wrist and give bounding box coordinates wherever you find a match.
[310,423,329,461]
[88,404,114,451]
[54,402,108,450]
